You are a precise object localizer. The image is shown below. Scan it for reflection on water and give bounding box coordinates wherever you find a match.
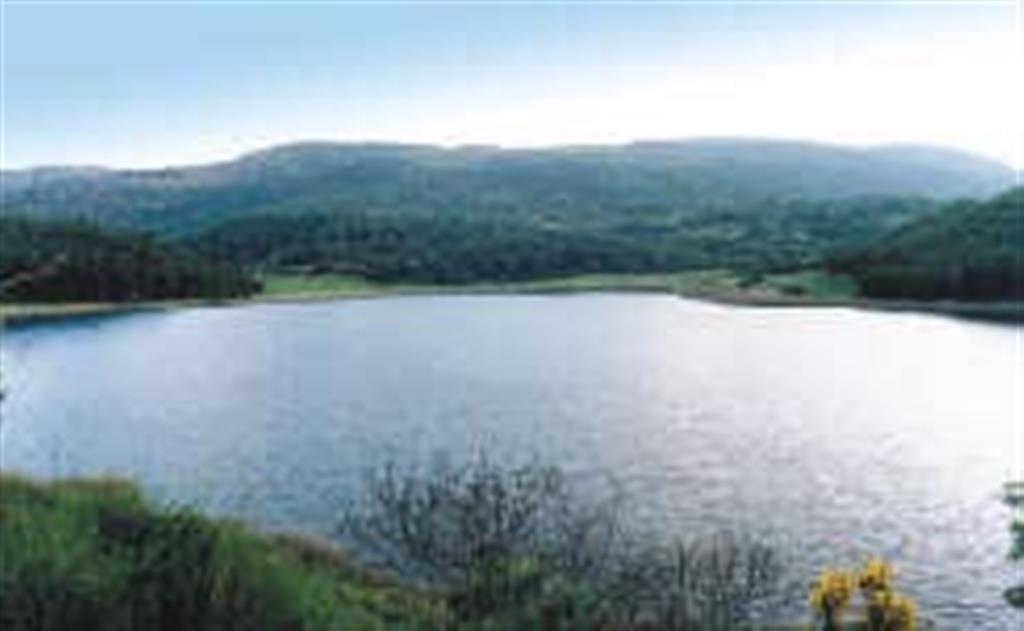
[1,295,1020,628]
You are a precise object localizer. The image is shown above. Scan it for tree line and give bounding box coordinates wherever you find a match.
[829,187,1023,301]
[188,195,935,284]
[2,188,1019,303]
[0,216,257,302]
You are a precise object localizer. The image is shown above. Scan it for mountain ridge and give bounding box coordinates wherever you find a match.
[1,138,1014,240]
[2,137,1014,175]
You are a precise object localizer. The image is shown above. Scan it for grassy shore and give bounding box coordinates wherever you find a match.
[2,270,1021,325]
[0,473,920,630]
[0,474,444,631]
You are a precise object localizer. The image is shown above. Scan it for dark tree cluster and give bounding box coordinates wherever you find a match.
[0,216,258,302]
[828,188,1023,301]
[193,213,660,284]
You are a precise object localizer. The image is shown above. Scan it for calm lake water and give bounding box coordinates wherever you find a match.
[1,294,1020,628]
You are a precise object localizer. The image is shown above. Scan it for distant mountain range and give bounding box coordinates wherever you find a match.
[2,139,1015,235]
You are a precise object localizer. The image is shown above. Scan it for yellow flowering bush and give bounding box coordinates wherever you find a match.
[809,568,856,628]
[869,589,918,630]
[810,557,918,630]
[858,557,893,592]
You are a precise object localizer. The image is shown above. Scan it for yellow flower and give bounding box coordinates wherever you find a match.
[871,588,918,630]
[887,592,918,630]
[810,568,856,613]
[859,557,894,592]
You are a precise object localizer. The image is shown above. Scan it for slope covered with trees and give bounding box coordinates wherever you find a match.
[2,140,1015,303]
[0,217,257,302]
[190,196,933,284]
[828,187,1023,301]
[2,140,1012,236]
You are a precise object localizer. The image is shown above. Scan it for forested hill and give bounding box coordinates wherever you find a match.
[2,139,1013,235]
[190,196,934,283]
[2,140,1017,302]
[0,217,257,302]
[829,187,1024,301]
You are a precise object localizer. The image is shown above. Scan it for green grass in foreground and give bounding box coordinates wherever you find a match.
[0,473,912,630]
[0,475,443,631]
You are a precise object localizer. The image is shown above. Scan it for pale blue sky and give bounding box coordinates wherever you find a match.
[1,1,1020,168]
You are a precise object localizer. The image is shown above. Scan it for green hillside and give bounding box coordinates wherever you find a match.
[2,140,1010,236]
[2,140,1015,301]
[828,187,1023,301]
[188,195,932,284]
[0,475,441,631]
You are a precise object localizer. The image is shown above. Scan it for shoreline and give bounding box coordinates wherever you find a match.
[2,276,1022,326]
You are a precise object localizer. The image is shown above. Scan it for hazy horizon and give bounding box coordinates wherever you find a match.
[2,135,1018,173]
[2,1,1021,169]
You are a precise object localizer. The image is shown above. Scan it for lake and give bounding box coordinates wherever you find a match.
[1,294,1020,628]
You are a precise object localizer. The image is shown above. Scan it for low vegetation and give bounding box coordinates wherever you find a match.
[255,269,853,302]
[0,475,442,631]
[342,457,785,629]
[1,457,937,629]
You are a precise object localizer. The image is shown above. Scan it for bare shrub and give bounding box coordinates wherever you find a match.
[340,456,784,629]
[340,456,620,621]
[658,532,782,629]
